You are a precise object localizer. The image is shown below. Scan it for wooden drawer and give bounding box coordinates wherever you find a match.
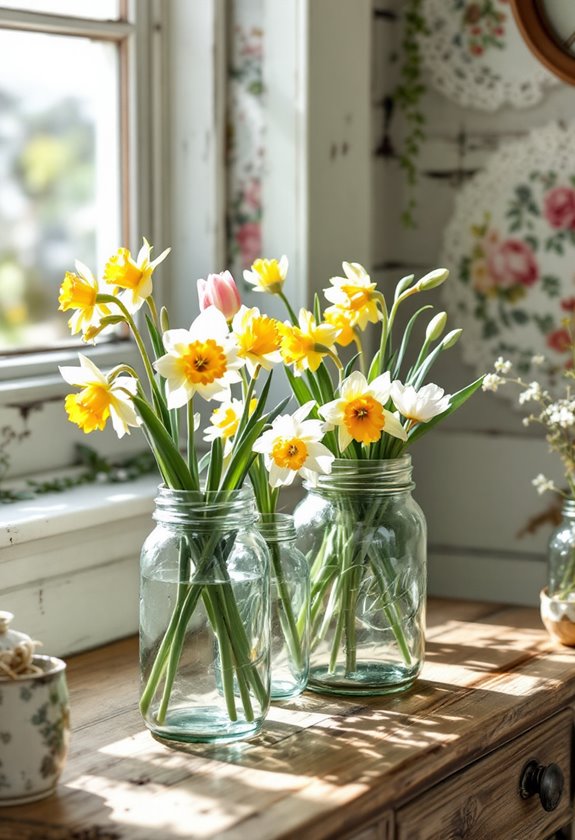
[396,710,573,840]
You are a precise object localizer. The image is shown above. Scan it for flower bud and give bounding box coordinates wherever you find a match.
[197,270,241,320]
[394,274,415,299]
[425,311,447,342]
[160,306,170,333]
[441,328,462,349]
[416,268,450,292]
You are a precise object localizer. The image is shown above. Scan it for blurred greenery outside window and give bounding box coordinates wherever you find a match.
[0,1,129,356]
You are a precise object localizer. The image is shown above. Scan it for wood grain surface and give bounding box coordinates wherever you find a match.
[1,598,574,840]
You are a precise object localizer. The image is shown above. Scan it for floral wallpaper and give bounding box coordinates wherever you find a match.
[227,0,264,281]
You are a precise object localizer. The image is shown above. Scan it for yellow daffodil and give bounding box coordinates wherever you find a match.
[204,397,257,455]
[390,381,451,424]
[232,305,282,375]
[243,256,288,294]
[104,238,170,313]
[58,260,111,339]
[323,305,356,347]
[319,371,406,451]
[324,261,382,330]
[253,401,334,488]
[278,308,340,376]
[59,354,139,438]
[154,307,243,408]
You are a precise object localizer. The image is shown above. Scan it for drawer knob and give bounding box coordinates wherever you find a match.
[519,759,564,812]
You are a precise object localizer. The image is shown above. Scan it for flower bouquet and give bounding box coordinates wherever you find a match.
[58,244,299,741]
[240,258,484,694]
[484,341,575,645]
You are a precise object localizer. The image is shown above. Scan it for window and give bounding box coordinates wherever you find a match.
[0,0,144,394]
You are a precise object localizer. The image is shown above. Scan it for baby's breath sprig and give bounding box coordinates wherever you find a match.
[484,346,575,499]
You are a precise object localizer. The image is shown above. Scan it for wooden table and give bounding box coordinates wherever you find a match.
[2,598,575,840]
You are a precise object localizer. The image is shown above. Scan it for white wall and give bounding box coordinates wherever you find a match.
[371,0,574,604]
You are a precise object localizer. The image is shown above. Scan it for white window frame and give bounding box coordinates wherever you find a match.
[0,2,147,403]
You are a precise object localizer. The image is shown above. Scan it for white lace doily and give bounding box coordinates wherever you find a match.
[441,122,575,403]
[419,0,557,110]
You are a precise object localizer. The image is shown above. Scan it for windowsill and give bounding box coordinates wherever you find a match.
[0,474,158,548]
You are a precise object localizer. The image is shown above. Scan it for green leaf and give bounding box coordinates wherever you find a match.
[406,377,485,446]
[313,293,322,325]
[145,314,165,360]
[206,437,223,492]
[395,304,432,382]
[344,353,361,379]
[132,395,193,489]
[314,361,336,404]
[284,366,316,408]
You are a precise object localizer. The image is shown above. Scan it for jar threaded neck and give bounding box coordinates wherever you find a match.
[256,513,296,542]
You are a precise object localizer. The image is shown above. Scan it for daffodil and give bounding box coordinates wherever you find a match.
[58,260,111,339]
[323,262,382,330]
[320,371,406,451]
[59,354,139,438]
[232,305,282,375]
[279,308,340,375]
[154,307,243,408]
[104,238,170,313]
[204,397,257,454]
[323,305,356,347]
[253,402,334,488]
[390,381,451,424]
[243,256,288,295]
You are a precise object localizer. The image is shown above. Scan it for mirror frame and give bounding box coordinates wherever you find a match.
[509,0,575,85]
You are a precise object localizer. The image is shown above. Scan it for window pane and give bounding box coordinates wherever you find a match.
[0,1,120,20]
[0,29,121,352]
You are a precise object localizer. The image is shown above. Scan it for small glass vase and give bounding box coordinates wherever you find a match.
[139,487,271,744]
[293,456,426,696]
[256,513,310,700]
[540,498,575,646]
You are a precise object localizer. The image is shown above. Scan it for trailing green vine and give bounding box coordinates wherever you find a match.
[0,444,158,504]
[393,0,428,229]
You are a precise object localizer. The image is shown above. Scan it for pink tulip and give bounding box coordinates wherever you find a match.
[197,270,241,320]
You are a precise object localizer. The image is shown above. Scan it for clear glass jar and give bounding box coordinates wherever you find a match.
[256,513,309,700]
[548,498,575,599]
[293,456,426,696]
[139,487,271,744]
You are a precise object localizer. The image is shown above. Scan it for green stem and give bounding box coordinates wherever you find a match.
[278,291,299,325]
[270,540,305,672]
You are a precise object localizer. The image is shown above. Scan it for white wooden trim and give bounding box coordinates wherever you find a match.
[0,476,157,656]
[428,550,546,607]
[165,0,224,327]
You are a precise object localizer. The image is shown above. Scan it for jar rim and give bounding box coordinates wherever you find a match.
[153,485,257,527]
[305,455,415,494]
[256,512,296,541]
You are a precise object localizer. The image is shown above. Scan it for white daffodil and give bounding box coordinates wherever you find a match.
[319,370,406,451]
[104,238,170,313]
[243,256,289,295]
[59,353,139,438]
[391,381,451,424]
[253,401,334,488]
[231,305,282,376]
[154,307,243,408]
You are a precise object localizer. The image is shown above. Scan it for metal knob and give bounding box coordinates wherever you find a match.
[519,759,564,812]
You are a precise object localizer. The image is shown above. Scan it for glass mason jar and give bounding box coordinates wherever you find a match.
[293,456,426,696]
[139,487,271,744]
[548,498,575,599]
[256,513,310,700]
